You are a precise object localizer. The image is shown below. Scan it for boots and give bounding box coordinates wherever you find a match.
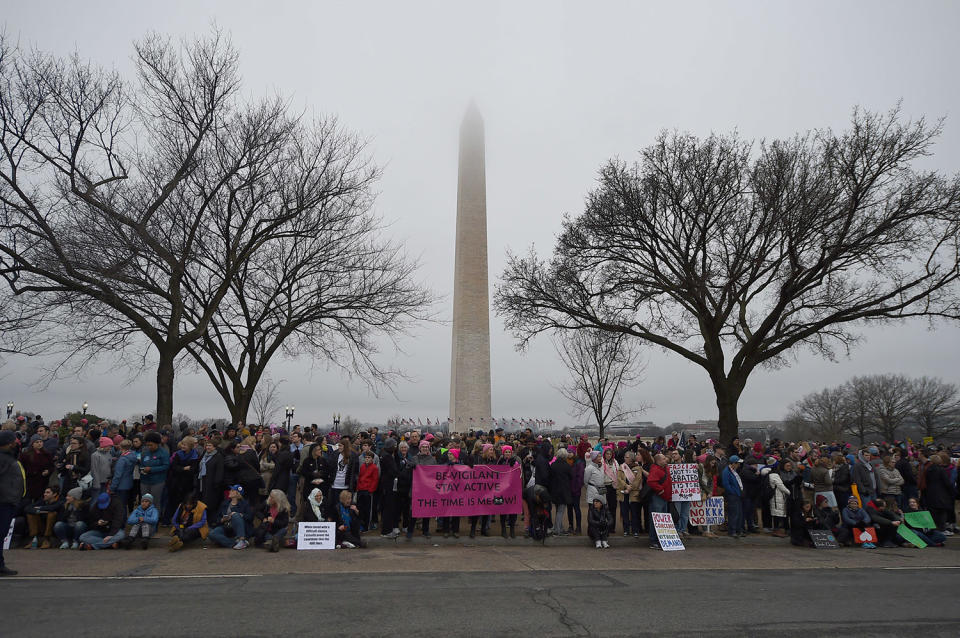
[40,537,52,550]
[509,526,516,539]
[501,526,508,539]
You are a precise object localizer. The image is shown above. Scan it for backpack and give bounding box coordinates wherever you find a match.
[761,472,775,502]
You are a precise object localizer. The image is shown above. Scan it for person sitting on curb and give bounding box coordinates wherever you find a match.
[903,497,946,547]
[865,498,906,548]
[209,485,254,550]
[124,493,159,549]
[54,487,88,549]
[78,492,126,550]
[169,493,208,552]
[840,495,875,548]
[23,485,63,549]
[252,489,290,552]
[587,497,612,549]
[334,489,365,549]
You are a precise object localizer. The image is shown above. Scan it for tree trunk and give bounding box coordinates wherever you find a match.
[714,377,745,446]
[231,388,251,426]
[156,352,175,427]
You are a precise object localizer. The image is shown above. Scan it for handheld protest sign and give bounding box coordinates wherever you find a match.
[903,511,935,530]
[853,527,877,544]
[668,464,701,502]
[808,530,839,549]
[652,512,684,551]
[897,524,928,548]
[3,519,12,550]
[297,522,335,550]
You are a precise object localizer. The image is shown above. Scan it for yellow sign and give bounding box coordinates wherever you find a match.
[922,436,934,445]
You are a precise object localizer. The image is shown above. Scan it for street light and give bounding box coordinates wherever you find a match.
[333,412,341,433]
[285,406,295,432]
[5,402,12,420]
[82,402,88,416]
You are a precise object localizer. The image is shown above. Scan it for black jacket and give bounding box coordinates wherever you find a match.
[923,464,954,510]
[0,448,25,505]
[379,450,401,496]
[587,503,612,535]
[269,448,294,493]
[254,502,290,533]
[299,452,333,489]
[198,452,225,506]
[550,460,573,506]
[739,464,762,500]
[86,496,125,535]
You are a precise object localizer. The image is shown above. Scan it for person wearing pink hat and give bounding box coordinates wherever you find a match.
[496,445,520,538]
[439,448,462,538]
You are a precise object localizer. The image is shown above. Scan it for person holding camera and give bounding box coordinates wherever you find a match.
[208,485,254,550]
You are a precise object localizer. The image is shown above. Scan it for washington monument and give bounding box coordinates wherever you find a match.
[449,104,492,428]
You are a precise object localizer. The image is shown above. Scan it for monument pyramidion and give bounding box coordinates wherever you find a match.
[449,103,492,430]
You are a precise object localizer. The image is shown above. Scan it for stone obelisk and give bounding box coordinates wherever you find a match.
[449,103,492,428]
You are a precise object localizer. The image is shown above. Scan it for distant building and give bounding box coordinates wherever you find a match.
[672,420,781,443]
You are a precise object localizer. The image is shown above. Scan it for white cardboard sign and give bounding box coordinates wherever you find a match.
[652,512,685,551]
[296,522,335,550]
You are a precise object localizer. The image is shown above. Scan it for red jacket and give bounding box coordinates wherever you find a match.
[647,463,672,501]
[357,462,380,493]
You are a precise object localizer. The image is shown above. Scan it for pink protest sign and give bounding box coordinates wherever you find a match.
[412,464,522,517]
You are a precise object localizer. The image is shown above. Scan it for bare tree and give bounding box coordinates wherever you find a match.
[339,415,363,438]
[841,376,875,444]
[496,107,960,443]
[911,376,960,438]
[554,329,647,439]
[786,386,851,441]
[250,375,283,427]
[0,31,383,426]
[864,374,914,442]
[182,137,432,423]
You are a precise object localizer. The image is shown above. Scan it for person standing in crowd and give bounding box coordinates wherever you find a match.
[19,437,54,502]
[832,452,852,508]
[722,456,744,538]
[646,453,671,549]
[620,451,645,538]
[767,460,792,537]
[356,450,380,531]
[853,446,881,504]
[139,432,169,516]
[498,444,520,538]
[197,438,225,517]
[89,437,115,503]
[922,453,955,534]
[379,438,402,538]
[269,437,294,516]
[877,454,904,509]
[550,447,573,536]
[600,446,619,534]
[224,439,262,510]
[567,446,586,535]
[110,439,137,514]
[810,456,836,509]
[896,449,918,504]
[125,493,159,549]
[408,439,436,539]
[440,448,462,538]
[328,438,358,520]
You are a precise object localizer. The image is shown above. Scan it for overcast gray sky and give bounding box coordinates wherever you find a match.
[3,1,960,428]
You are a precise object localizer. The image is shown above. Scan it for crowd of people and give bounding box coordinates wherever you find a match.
[1,414,958,576]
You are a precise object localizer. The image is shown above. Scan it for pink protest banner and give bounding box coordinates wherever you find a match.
[412,464,522,517]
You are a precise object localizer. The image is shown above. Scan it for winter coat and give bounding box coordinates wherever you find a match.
[583,461,606,504]
[378,451,400,495]
[89,449,114,489]
[110,451,137,492]
[570,459,585,496]
[269,448,293,493]
[587,503,613,539]
[254,502,290,534]
[127,503,159,528]
[876,466,904,496]
[832,463,851,491]
[767,469,790,518]
[841,505,871,528]
[722,466,743,497]
[198,451,225,508]
[215,498,254,530]
[168,449,199,500]
[549,459,573,506]
[647,463,672,501]
[852,460,878,502]
[87,495,126,535]
[922,464,954,510]
[18,448,54,500]
[357,462,380,493]
[809,466,833,493]
[740,464,761,499]
[172,501,209,539]
[59,445,90,482]
[138,446,170,487]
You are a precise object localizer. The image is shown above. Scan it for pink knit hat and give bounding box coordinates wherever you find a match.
[448,448,460,460]
[99,436,114,448]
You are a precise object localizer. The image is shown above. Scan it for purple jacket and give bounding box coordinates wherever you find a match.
[570,459,585,496]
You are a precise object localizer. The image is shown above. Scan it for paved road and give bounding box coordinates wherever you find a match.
[4,566,960,637]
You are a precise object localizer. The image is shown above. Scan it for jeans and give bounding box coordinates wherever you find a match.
[209,513,249,547]
[554,504,567,533]
[78,529,127,549]
[649,494,668,544]
[675,500,691,533]
[725,495,743,536]
[54,520,87,542]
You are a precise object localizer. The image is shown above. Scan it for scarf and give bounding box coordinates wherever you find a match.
[602,458,619,483]
[308,488,324,520]
[338,502,352,527]
[198,450,215,479]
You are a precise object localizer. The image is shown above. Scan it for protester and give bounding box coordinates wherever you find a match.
[23,486,62,549]
[168,493,208,552]
[125,493,159,549]
[253,489,290,552]
[78,492,126,550]
[587,497,612,549]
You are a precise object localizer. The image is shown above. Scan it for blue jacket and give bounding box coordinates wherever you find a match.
[139,447,170,486]
[127,503,159,527]
[841,506,871,528]
[721,466,743,497]
[110,451,137,492]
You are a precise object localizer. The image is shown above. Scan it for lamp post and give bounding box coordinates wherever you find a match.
[5,402,12,420]
[82,402,88,416]
[285,406,295,432]
[333,412,341,433]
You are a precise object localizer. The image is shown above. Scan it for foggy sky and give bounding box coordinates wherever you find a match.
[3,1,960,428]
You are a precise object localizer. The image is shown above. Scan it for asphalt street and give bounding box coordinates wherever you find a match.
[3,563,960,637]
